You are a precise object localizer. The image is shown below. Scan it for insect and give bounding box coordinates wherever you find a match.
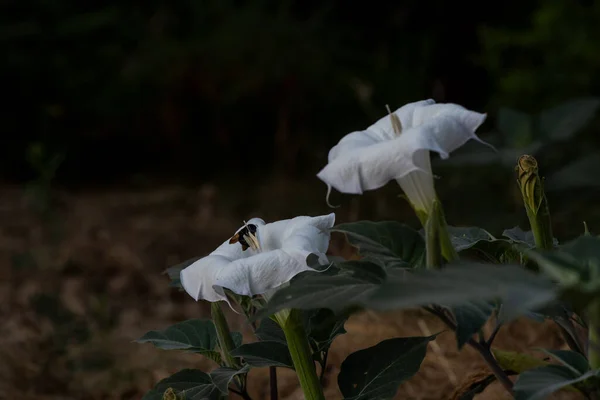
[229,223,259,251]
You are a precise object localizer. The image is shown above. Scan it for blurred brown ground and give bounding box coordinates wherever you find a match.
[0,183,584,400]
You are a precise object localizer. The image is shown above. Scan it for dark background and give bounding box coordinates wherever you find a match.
[2,1,600,399]
[5,0,598,183]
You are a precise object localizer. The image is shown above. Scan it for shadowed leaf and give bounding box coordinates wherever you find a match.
[142,369,220,400]
[338,335,436,399]
[231,341,293,368]
[514,365,598,400]
[332,221,425,268]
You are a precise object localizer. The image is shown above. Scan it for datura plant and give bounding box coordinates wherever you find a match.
[137,100,600,400]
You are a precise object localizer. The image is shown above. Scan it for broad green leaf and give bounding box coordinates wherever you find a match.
[164,257,200,289]
[496,107,534,148]
[136,319,230,362]
[332,221,425,268]
[492,349,547,373]
[254,273,379,319]
[230,341,293,368]
[255,318,287,345]
[306,308,347,353]
[514,365,598,400]
[231,331,243,348]
[446,226,511,262]
[368,264,556,320]
[539,97,600,141]
[447,226,496,251]
[522,250,581,286]
[333,260,387,284]
[503,226,558,248]
[503,227,536,248]
[536,349,590,375]
[209,365,251,394]
[142,369,220,400]
[338,335,436,400]
[452,301,496,349]
[257,264,556,322]
[524,236,600,304]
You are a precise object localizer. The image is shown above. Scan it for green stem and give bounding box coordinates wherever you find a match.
[419,199,459,266]
[425,205,441,269]
[276,309,325,400]
[437,205,459,262]
[588,299,600,370]
[211,302,240,369]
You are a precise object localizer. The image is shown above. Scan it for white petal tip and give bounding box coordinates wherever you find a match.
[325,184,341,209]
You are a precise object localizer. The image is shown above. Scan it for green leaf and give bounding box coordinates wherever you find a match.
[254,273,379,319]
[503,226,558,248]
[164,257,200,289]
[452,301,496,349]
[447,226,496,251]
[369,264,556,320]
[514,365,598,400]
[492,349,548,373]
[338,335,436,400]
[446,226,511,262]
[536,349,590,375]
[496,107,535,148]
[136,319,217,354]
[142,369,220,400]
[209,364,251,394]
[257,263,557,323]
[333,260,388,284]
[332,221,425,268]
[255,318,287,345]
[524,236,600,303]
[503,227,536,248]
[523,250,582,286]
[539,97,600,141]
[306,308,347,353]
[230,341,293,368]
[231,332,243,348]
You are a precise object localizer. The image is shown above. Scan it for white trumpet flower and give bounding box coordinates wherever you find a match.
[317,99,488,214]
[180,213,335,303]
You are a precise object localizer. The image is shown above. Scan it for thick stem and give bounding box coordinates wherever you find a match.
[269,367,278,400]
[211,302,240,369]
[469,340,515,393]
[420,199,459,265]
[425,207,442,269]
[277,309,325,400]
[437,205,459,262]
[588,299,600,370]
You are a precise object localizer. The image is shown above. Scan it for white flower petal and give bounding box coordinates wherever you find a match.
[215,215,335,296]
[368,99,437,139]
[180,255,230,302]
[317,112,487,195]
[396,150,436,213]
[411,103,486,132]
[214,248,312,296]
[179,218,266,302]
[402,113,487,159]
[327,130,383,161]
[258,214,335,252]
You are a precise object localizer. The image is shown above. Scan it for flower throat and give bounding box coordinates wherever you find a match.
[228,223,261,251]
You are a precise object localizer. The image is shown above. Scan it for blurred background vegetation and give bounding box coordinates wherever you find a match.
[2,1,600,399]
[3,0,600,230]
